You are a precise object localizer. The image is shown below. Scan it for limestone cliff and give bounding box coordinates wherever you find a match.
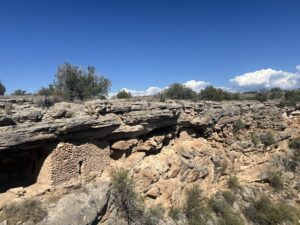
[0,97,300,225]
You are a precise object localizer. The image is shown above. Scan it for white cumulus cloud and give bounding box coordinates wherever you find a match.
[230,68,300,89]
[110,86,164,97]
[121,87,164,96]
[296,65,300,71]
[183,80,210,92]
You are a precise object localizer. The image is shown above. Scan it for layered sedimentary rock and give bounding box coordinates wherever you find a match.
[0,97,300,225]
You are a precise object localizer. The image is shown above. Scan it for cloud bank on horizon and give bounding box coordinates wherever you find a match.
[113,66,300,96]
[230,67,300,90]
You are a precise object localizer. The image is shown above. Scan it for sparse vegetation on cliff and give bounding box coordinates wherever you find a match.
[144,204,165,225]
[169,206,181,220]
[11,89,27,95]
[0,81,6,95]
[37,85,56,96]
[289,136,300,150]
[199,86,240,101]
[266,170,284,191]
[209,197,244,225]
[221,191,235,206]
[111,168,143,224]
[227,176,241,190]
[261,132,275,146]
[117,90,133,99]
[233,119,246,134]
[54,63,111,100]
[280,89,300,107]
[245,196,300,225]
[162,83,197,100]
[251,133,260,146]
[184,186,211,225]
[36,63,111,101]
[0,199,47,225]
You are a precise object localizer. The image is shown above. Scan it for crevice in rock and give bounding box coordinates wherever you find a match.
[110,149,133,160]
[91,190,111,225]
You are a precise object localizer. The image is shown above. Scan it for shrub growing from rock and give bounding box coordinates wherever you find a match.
[245,196,300,225]
[268,172,284,191]
[163,83,197,100]
[233,119,246,134]
[227,176,240,190]
[117,90,132,99]
[0,199,47,224]
[111,168,143,224]
[221,191,235,206]
[260,132,275,146]
[54,62,111,101]
[209,198,244,225]
[0,80,6,95]
[169,206,181,221]
[280,89,300,107]
[184,186,210,225]
[199,86,240,101]
[37,85,56,96]
[269,88,283,99]
[11,89,27,95]
[144,204,165,225]
[289,137,300,150]
[253,91,268,102]
[251,133,260,146]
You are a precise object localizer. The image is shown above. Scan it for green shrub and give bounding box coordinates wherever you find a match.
[209,198,244,225]
[280,89,300,107]
[233,119,246,134]
[268,172,284,191]
[199,86,240,101]
[158,92,166,102]
[245,196,300,225]
[227,176,240,190]
[111,168,143,224]
[254,91,268,102]
[144,204,165,225]
[0,80,6,95]
[269,88,283,99]
[260,132,275,146]
[163,83,197,100]
[37,85,56,96]
[54,62,111,100]
[33,96,58,108]
[11,89,27,95]
[169,206,181,221]
[251,133,259,146]
[0,199,47,224]
[184,186,211,225]
[117,90,132,99]
[221,191,235,206]
[284,137,300,171]
[289,137,300,150]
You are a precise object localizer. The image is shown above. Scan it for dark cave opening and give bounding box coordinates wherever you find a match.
[0,148,50,193]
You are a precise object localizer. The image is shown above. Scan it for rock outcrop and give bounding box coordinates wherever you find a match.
[0,97,300,225]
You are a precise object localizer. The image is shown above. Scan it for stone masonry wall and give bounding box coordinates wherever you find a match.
[37,142,110,185]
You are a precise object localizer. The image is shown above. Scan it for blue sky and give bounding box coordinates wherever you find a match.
[0,0,300,94]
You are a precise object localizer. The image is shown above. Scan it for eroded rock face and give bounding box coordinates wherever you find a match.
[0,98,300,225]
[37,180,110,225]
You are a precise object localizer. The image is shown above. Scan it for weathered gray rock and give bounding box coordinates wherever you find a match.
[38,181,110,225]
[0,99,288,153]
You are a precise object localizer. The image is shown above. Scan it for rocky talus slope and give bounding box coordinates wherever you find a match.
[0,97,300,225]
